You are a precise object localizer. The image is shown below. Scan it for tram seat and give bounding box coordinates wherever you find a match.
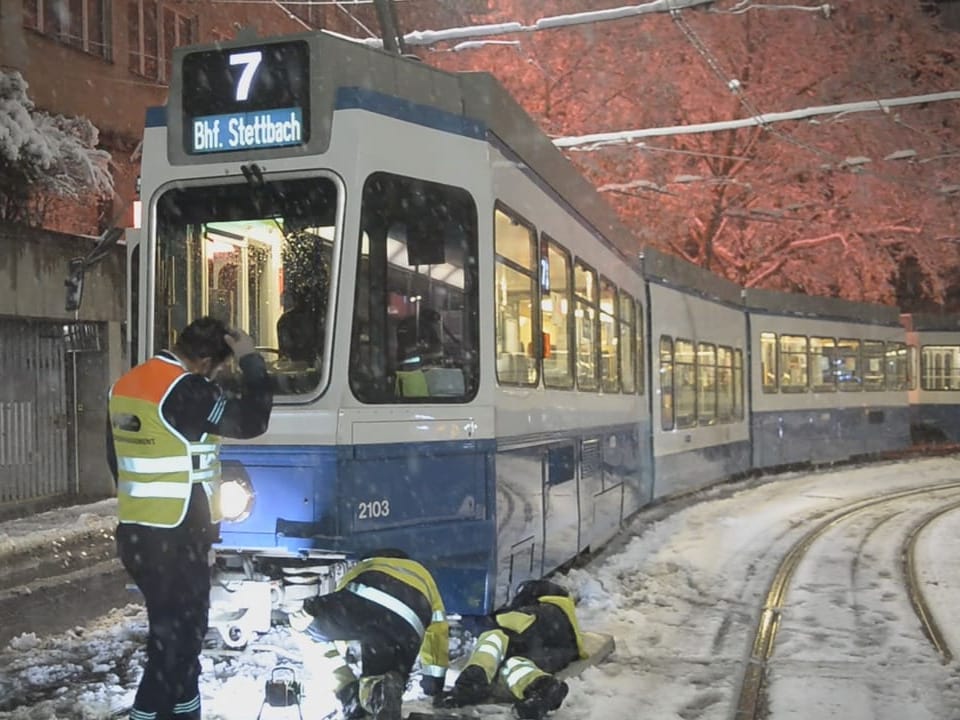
[396,369,429,398]
[497,352,531,384]
[395,368,465,398]
[424,367,465,396]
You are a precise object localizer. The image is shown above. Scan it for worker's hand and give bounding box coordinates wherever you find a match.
[420,674,444,698]
[287,609,313,633]
[225,328,256,359]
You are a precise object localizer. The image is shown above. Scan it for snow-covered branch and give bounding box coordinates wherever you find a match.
[555,91,960,148]
[0,70,113,225]
[355,0,715,49]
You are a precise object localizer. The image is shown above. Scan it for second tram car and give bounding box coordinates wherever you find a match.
[644,251,750,497]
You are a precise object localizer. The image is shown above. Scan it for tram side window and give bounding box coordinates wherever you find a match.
[780,335,808,392]
[836,338,861,391]
[574,261,599,391]
[659,336,674,431]
[862,340,885,391]
[921,345,960,390]
[350,172,479,403]
[760,332,778,393]
[619,292,636,394]
[717,345,734,422]
[908,345,918,390]
[495,207,538,387]
[540,237,573,389]
[810,336,837,392]
[637,300,645,395]
[885,342,909,391]
[733,348,744,419]
[599,277,619,393]
[675,338,696,429]
[697,342,717,425]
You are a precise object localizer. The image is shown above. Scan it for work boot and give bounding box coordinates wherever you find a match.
[336,680,367,719]
[514,676,568,720]
[446,665,490,707]
[368,671,403,720]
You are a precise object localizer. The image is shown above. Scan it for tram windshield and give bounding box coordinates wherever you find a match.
[154,176,338,396]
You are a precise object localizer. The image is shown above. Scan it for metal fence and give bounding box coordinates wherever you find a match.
[0,318,102,506]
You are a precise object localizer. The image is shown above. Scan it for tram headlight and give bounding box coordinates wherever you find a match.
[220,479,254,522]
[220,461,254,522]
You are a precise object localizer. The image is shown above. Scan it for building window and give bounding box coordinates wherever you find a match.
[128,0,195,82]
[23,0,112,60]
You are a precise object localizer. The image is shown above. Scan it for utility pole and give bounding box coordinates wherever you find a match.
[373,0,406,55]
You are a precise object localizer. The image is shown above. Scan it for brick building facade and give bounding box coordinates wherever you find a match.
[0,0,387,236]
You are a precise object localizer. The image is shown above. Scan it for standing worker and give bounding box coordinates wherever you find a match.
[440,579,586,720]
[107,316,273,720]
[288,551,449,720]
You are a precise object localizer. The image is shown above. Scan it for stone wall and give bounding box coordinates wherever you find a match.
[0,223,126,507]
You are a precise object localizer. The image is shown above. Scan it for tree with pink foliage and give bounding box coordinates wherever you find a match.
[406,0,960,309]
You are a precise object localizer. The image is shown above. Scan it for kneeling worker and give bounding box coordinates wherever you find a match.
[288,551,448,720]
[442,579,586,720]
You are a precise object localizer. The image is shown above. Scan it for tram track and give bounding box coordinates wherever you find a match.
[901,498,960,664]
[734,480,960,720]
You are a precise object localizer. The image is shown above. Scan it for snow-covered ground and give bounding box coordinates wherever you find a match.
[3,456,960,720]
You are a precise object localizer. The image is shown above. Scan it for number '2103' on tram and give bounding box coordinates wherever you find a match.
[128,30,666,645]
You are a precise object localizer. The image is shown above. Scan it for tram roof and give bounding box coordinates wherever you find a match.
[171,30,752,308]
[743,287,901,325]
[318,32,747,304]
[899,312,960,331]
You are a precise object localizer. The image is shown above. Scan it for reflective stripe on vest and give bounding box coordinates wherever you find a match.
[465,629,508,683]
[345,581,425,638]
[111,355,222,527]
[500,656,547,700]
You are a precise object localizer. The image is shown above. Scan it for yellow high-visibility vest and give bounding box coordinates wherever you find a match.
[110,355,222,527]
[340,557,449,679]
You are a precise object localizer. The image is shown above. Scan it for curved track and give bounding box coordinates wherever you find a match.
[735,480,960,720]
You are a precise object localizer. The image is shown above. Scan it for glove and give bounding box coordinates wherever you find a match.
[420,674,444,698]
[287,609,313,633]
[224,328,257,359]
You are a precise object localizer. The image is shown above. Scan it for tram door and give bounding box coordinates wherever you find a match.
[542,442,580,575]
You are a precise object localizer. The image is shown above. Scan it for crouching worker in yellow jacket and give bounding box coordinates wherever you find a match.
[288,551,448,720]
[440,579,587,720]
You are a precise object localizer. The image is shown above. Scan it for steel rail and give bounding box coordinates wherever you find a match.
[902,498,960,664]
[734,480,960,720]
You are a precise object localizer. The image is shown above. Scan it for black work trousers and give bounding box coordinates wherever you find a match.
[117,523,211,720]
[305,589,425,678]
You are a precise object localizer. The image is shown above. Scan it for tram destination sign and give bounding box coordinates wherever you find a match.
[180,40,310,155]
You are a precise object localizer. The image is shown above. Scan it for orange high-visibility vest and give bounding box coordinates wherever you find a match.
[110,355,222,527]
